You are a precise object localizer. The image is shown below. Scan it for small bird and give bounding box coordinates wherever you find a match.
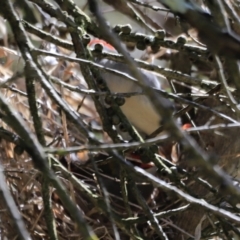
[88,38,168,137]
[76,40,192,206]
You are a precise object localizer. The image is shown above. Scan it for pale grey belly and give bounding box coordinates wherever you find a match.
[120,96,161,135]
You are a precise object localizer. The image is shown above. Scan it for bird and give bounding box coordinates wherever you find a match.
[87,39,194,163]
[73,39,191,206]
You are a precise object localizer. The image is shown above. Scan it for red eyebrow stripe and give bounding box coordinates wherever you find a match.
[88,38,116,51]
[182,123,192,130]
